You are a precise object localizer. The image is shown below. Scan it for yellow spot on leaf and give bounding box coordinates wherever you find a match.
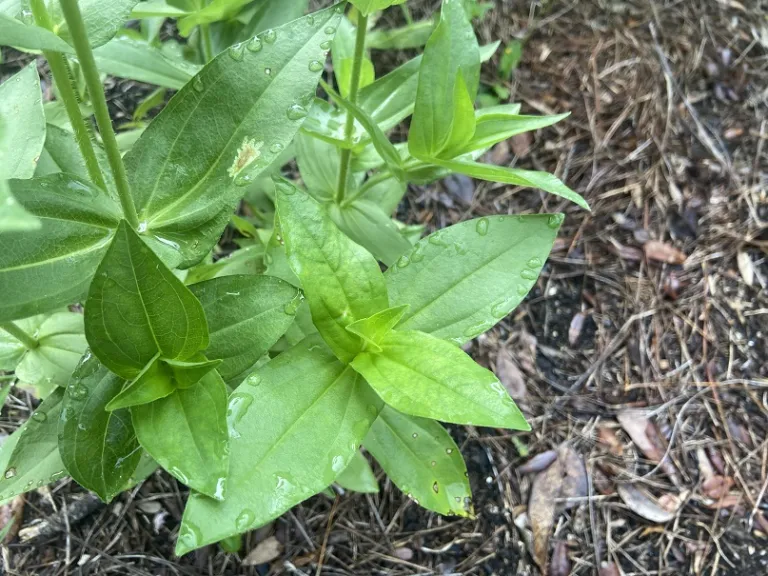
[228,137,263,178]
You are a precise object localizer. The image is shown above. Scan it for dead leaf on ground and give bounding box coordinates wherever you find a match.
[529,444,587,572]
[0,494,25,544]
[617,410,679,484]
[598,562,621,576]
[519,450,557,475]
[549,540,570,576]
[495,347,527,401]
[617,484,684,523]
[242,536,283,566]
[511,132,533,157]
[701,475,734,499]
[737,250,754,286]
[568,312,586,346]
[643,240,687,264]
[597,426,623,457]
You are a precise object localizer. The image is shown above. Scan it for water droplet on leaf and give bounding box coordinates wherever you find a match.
[263,29,277,44]
[228,42,245,61]
[324,26,336,35]
[527,256,542,268]
[521,269,537,281]
[432,482,439,493]
[320,40,331,50]
[548,214,564,229]
[308,60,324,72]
[4,468,16,479]
[397,255,410,268]
[475,217,489,236]
[235,509,255,531]
[246,37,262,52]
[286,104,308,120]
[31,411,47,423]
[264,67,272,76]
[270,143,284,154]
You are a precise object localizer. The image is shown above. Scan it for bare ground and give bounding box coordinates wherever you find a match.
[1,0,767,574]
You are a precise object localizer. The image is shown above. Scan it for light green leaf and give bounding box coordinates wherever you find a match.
[35,124,103,182]
[408,0,479,159]
[336,57,375,99]
[177,0,250,36]
[58,353,140,502]
[328,200,412,267]
[176,335,382,555]
[300,98,366,151]
[368,19,434,50]
[498,40,523,80]
[132,87,166,122]
[295,131,360,202]
[164,356,222,389]
[364,406,472,516]
[189,275,299,386]
[131,0,191,18]
[185,244,266,283]
[124,6,341,267]
[239,0,308,40]
[0,388,67,501]
[0,181,40,232]
[132,369,229,499]
[105,355,175,410]
[349,0,407,16]
[0,13,74,52]
[351,329,529,429]
[84,221,209,379]
[335,450,378,493]
[94,37,200,90]
[275,181,388,363]
[386,215,562,344]
[345,304,409,352]
[356,174,406,215]
[0,64,45,180]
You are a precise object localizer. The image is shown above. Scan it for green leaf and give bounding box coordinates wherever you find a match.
[355,174,406,215]
[0,388,67,501]
[176,335,382,555]
[427,157,589,210]
[328,200,412,267]
[275,181,388,363]
[239,0,308,40]
[300,98,366,151]
[345,304,409,352]
[104,355,175,410]
[349,0,407,16]
[364,406,472,516]
[164,356,222,389]
[132,368,229,499]
[35,123,104,181]
[336,57,375,99]
[85,220,209,379]
[0,181,40,232]
[189,275,299,386]
[0,64,45,180]
[131,0,191,18]
[498,40,523,80]
[386,215,562,343]
[132,87,166,122]
[351,329,529,429]
[0,13,74,53]
[123,6,341,267]
[93,37,200,90]
[408,0,479,159]
[295,131,360,202]
[335,450,378,493]
[367,19,434,50]
[177,0,251,36]
[58,353,140,502]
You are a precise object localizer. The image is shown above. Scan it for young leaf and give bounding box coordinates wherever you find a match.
[275,181,388,363]
[345,304,409,352]
[364,406,472,516]
[58,353,140,502]
[164,357,222,389]
[0,13,74,53]
[0,388,67,502]
[35,124,107,182]
[85,221,209,379]
[177,0,251,36]
[301,98,366,151]
[123,5,342,267]
[351,330,529,429]
[408,0,480,159]
[132,369,229,500]
[386,215,563,344]
[367,19,434,50]
[189,275,300,386]
[335,57,375,99]
[349,0,407,16]
[105,355,175,411]
[335,450,378,493]
[0,63,46,180]
[327,200,412,267]
[176,335,382,555]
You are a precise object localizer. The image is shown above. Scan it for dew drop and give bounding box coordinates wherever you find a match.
[445,448,453,455]
[490,297,513,319]
[307,15,315,26]
[548,214,564,229]
[192,76,204,93]
[286,104,308,120]
[246,36,262,52]
[235,509,255,532]
[521,268,538,281]
[228,42,245,61]
[324,25,337,35]
[428,233,448,248]
[410,243,425,263]
[517,284,528,296]
[234,172,253,187]
[270,143,284,154]
[77,423,87,431]
[31,411,47,423]
[431,461,436,467]
[70,383,88,400]
[475,217,489,236]
[453,242,467,255]
[178,521,202,550]
[50,470,66,482]
[411,432,418,439]
[455,496,461,503]
[331,455,345,474]
[308,60,324,72]
[397,255,410,268]
[4,468,16,479]
[432,482,439,493]
[320,40,332,50]
[247,374,261,387]
[283,293,303,315]
[263,29,277,44]
[527,256,542,268]
[264,67,272,76]
[227,392,254,439]
[214,477,226,500]
[334,3,343,12]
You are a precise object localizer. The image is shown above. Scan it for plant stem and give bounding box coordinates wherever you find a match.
[200,24,213,62]
[59,0,139,228]
[0,322,39,350]
[30,0,108,191]
[334,12,369,205]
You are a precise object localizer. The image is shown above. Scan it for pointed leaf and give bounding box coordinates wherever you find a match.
[0,63,45,180]
[275,181,388,363]
[351,329,529,429]
[0,388,67,501]
[335,450,378,493]
[176,335,382,555]
[85,220,209,379]
[364,406,472,516]
[345,304,409,352]
[0,13,74,53]
[164,357,222,389]
[58,353,140,502]
[189,275,300,386]
[385,215,563,344]
[124,5,342,267]
[132,369,229,499]
[105,355,175,410]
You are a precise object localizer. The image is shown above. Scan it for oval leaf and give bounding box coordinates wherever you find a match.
[335,450,378,494]
[0,63,45,180]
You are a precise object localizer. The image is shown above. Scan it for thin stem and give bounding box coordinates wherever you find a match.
[30,0,107,190]
[0,322,39,350]
[334,12,369,205]
[59,0,139,228]
[200,24,213,62]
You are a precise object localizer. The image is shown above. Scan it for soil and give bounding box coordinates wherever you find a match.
[1,0,767,574]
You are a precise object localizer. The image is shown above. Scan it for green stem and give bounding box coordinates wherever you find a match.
[335,12,369,205]
[59,0,139,229]
[201,24,213,62]
[30,0,107,191]
[0,322,39,350]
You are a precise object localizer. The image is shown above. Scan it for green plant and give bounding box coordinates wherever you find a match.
[0,0,587,555]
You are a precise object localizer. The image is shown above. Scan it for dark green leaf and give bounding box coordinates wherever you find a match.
[351,329,529,429]
[0,64,45,180]
[164,356,222,389]
[364,406,472,515]
[386,215,563,343]
[335,450,378,493]
[0,13,74,53]
[275,181,388,363]
[85,220,209,379]
[176,335,382,554]
[58,353,140,502]
[124,6,341,267]
[189,275,299,386]
[132,368,229,499]
[105,355,175,410]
